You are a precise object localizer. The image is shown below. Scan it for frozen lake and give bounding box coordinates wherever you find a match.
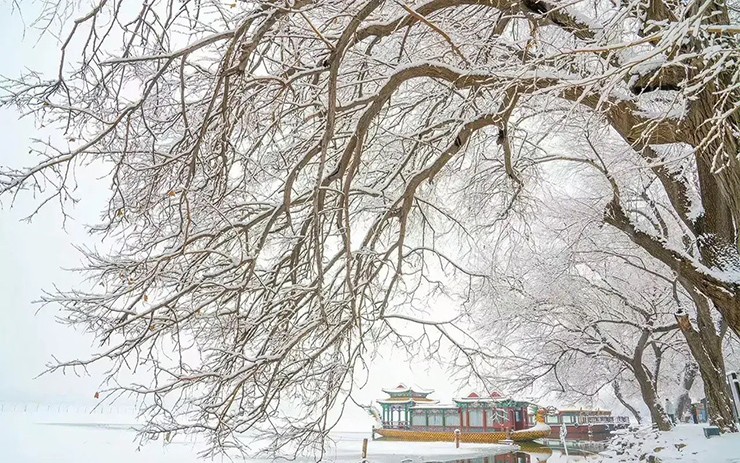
[0,404,600,462]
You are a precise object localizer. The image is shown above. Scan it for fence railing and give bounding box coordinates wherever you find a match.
[381,420,410,429]
[576,415,630,425]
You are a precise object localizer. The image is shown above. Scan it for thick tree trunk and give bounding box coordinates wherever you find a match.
[676,284,738,432]
[702,364,738,432]
[691,152,740,336]
[684,1,740,336]
[676,319,738,432]
[605,1,740,338]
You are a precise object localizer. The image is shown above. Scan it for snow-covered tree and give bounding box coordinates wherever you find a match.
[467,136,740,431]
[1,0,739,452]
[470,228,681,430]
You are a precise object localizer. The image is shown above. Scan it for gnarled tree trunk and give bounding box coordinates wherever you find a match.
[676,283,738,432]
[632,359,672,431]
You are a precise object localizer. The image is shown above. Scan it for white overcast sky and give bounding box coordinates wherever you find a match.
[0,6,118,406]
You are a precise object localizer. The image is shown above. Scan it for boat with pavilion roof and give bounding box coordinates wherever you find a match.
[367,384,551,443]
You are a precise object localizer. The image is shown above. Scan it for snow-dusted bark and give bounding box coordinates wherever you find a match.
[675,282,738,432]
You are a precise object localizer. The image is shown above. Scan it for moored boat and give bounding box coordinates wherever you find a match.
[366,384,551,443]
[541,408,630,438]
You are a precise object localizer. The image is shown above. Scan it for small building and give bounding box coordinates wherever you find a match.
[377,384,437,428]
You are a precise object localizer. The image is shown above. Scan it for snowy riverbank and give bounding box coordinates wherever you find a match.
[601,424,740,463]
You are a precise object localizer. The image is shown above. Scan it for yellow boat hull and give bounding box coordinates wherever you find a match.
[374,426,551,443]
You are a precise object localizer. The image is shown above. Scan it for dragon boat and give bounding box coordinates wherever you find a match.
[366,384,551,443]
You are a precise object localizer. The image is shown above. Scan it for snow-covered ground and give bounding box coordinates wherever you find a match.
[601,424,740,463]
[0,406,516,463]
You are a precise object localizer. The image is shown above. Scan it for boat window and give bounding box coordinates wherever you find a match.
[429,412,443,426]
[545,415,559,424]
[469,409,484,427]
[562,415,576,424]
[515,410,522,421]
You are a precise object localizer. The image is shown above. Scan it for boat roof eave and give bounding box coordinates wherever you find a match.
[410,403,458,409]
[381,385,435,395]
[377,398,440,405]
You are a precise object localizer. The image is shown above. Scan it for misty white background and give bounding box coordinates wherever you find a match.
[0,5,468,434]
[0,5,99,406]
